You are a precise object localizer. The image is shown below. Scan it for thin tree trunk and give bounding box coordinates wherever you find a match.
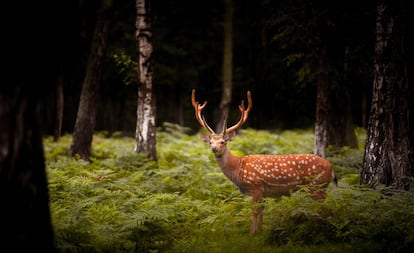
[135,0,157,160]
[54,73,64,142]
[314,48,330,158]
[252,0,268,129]
[70,2,111,161]
[361,91,368,128]
[216,0,234,133]
[328,46,358,148]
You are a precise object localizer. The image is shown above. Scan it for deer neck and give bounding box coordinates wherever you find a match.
[214,148,242,183]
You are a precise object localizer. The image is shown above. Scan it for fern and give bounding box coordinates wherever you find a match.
[45,124,414,253]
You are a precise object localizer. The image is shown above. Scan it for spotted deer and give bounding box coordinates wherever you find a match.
[191,89,337,235]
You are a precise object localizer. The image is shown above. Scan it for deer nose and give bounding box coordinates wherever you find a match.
[212,146,218,152]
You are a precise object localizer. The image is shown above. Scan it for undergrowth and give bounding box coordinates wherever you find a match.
[45,123,414,253]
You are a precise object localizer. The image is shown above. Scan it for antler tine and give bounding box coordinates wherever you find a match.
[225,91,252,134]
[191,89,215,134]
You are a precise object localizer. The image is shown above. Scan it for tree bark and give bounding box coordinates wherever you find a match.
[361,0,413,190]
[328,46,358,148]
[361,91,368,128]
[328,86,358,148]
[0,89,56,252]
[54,73,64,142]
[216,0,234,133]
[70,2,111,161]
[135,0,157,160]
[314,48,330,158]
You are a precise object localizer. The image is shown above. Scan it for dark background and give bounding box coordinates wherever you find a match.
[39,0,412,135]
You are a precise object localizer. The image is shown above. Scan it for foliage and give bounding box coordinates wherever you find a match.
[45,125,414,253]
[112,51,137,86]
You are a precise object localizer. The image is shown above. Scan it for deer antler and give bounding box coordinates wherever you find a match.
[191,89,215,134]
[224,91,252,134]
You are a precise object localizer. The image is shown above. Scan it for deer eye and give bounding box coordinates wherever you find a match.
[220,141,225,144]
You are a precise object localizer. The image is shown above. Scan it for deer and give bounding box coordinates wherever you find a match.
[191,89,337,235]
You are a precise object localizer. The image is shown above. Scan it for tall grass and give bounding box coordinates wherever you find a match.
[45,123,414,253]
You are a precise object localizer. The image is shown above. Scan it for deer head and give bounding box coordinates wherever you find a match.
[191,89,252,156]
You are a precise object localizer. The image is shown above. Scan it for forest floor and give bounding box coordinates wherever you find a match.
[45,123,414,253]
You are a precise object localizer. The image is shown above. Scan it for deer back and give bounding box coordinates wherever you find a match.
[234,154,334,198]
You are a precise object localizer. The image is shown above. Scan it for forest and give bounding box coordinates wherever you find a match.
[61,0,370,133]
[0,0,413,252]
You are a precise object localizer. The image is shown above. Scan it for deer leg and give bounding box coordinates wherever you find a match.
[251,211,257,235]
[250,193,264,235]
[311,190,327,201]
[309,172,329,201]
[256,200,265,232]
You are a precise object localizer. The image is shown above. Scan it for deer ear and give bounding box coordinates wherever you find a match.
[200,133,210,143]
[225,131,236,142]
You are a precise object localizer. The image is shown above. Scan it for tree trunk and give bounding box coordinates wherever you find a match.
[361,91,368,128]
[70,3,111,161]
[361,0,413,190]
[135,0,157,160]
[54,73,64,142]
[314,48,330,158]
[216,0,234,133]
[0,85,56,253]
[328,46,358,148]
[328,86,358,148]
[254,0,269,129]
